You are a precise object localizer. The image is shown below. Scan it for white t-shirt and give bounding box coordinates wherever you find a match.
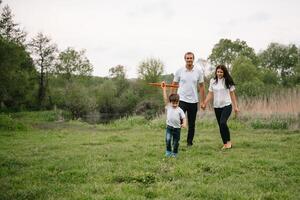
[165,105,186,128]
[173,67,204,103]
[208,78,235,108]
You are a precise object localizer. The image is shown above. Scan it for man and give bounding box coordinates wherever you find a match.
[172,52,205,146]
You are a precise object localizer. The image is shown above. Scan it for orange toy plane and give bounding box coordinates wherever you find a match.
[148,82,179,88]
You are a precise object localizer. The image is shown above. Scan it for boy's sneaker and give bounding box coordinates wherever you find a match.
[172,153,177,158]
[165,151,172,157]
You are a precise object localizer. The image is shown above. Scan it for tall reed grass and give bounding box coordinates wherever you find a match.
[239,87,300,117]
[200,87,300,130]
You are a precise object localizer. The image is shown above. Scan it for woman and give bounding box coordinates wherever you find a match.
[201,65,239,150]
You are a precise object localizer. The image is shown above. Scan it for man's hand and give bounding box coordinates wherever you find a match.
[200,102,206,110]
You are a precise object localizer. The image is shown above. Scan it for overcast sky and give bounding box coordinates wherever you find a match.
[5,0,300,78]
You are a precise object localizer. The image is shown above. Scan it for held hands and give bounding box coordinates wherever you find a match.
[200,102,206,110]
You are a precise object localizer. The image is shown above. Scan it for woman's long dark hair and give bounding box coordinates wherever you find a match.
[214,65,235,89]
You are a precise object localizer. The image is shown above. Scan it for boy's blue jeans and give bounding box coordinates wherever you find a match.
[166,125,181,154]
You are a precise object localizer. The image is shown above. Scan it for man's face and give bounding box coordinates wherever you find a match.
[185,54,194,66]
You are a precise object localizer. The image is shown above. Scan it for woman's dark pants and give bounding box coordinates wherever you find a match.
[214,104,232,144]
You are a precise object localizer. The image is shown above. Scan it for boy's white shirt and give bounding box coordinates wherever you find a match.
[165,104,185,128]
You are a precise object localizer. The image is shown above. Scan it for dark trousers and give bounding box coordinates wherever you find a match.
[214,104,232,144]
[179,101,198,145]
[166,125,181,153]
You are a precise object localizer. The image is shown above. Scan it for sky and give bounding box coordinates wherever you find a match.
[5,0,300,78]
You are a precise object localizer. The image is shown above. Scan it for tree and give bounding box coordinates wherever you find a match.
[138,58,164,82]
[109,65,129,96]
[0,36,36,110]
[0,5,26,45]
[231,56,264,97]
[109,65,126,79]
[208,39,258,70]
[293,55,300,85]
[260,68,279,85]
[28,32,58,108]
[55,47,93,80]
[258,43,299,86]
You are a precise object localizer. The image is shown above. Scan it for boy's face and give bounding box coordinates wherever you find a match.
[171,101,179,108]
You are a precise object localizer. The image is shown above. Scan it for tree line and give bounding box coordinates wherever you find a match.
[0,3,299,121]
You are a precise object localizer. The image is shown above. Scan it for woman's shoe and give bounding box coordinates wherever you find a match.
[225,142,232,149]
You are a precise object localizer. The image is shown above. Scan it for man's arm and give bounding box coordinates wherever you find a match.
[198,82,205,105]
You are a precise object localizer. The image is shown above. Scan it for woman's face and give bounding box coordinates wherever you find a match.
[216,68,224,79]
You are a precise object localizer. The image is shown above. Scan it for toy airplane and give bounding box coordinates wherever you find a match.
[148,83,179,88]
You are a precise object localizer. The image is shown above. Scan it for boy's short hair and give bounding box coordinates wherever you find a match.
[169,93,180,103]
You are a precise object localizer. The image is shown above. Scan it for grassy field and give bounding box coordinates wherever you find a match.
[0,111,299,200]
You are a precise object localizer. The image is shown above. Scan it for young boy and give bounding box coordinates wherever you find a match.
[161,81,187,157]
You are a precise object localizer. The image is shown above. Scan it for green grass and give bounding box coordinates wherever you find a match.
[0,112,299,199]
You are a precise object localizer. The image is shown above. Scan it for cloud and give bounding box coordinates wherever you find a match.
[127,0,174,19]
[247,12,271,22]
[226,11,271,27]
[7,0,300,78]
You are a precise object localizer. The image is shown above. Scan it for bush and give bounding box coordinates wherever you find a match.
[0,114,27,131]
[135,99,162,120]
[12,110,67,122]
[250,119,289,129]
[110,115,148,129]
[238,80,264,97]
[64,83,97,119]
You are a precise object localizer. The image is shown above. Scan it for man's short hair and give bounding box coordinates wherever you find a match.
[184,52,194,59]
[169,93,180,102]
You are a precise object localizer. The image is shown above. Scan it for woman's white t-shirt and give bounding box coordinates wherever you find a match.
[208,78,235,108]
